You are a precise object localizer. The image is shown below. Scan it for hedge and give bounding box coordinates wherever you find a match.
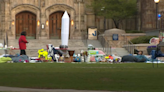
[131,36,158,44]
[125,30,143,33]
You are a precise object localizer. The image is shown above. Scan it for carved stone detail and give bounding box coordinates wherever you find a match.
[41,0,45,7]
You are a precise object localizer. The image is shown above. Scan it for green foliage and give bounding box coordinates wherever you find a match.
[90,0,137,28]
[125,30,144,33]
[131,36,157,44]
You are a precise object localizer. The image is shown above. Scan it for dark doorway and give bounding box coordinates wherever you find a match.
[16,11,36,39]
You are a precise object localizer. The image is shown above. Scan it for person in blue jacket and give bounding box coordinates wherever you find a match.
[135,51,150,62]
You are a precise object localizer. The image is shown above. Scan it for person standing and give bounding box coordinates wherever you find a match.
[19,31,28,55]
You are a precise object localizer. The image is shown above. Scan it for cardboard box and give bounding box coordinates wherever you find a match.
[64,57,71,63]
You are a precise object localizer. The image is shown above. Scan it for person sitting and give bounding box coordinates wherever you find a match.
[156,47,164,57]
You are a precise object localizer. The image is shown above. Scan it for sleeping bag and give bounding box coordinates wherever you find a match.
[122,55,138,62]
[0,57,12,63]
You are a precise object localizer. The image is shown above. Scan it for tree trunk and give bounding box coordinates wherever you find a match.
[112,19,120,29]
[112,19,119,28]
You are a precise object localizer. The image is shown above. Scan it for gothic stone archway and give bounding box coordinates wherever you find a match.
[16,11,36,39]
[46,4,75,39]
[49,11,71,39]
[11,4,40,39]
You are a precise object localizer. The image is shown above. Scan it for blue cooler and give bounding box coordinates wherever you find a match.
[74,57,81,62]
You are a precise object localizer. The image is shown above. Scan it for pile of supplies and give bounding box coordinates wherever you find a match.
[38,49,52,62]
[0,54,29,63]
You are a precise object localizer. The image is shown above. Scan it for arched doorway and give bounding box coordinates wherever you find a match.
[49,11,70,39]
[16,11,36,39]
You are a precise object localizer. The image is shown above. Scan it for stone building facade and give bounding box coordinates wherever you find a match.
[0,0,139,40]
[138,0,164,31]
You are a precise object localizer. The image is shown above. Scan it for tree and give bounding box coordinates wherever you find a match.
[91,0,137,28]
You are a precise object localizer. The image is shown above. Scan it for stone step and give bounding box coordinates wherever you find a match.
[0,39,112,57]
[114,48,130,57]
[87,40,103,48]
[7,39,86,48]
[0,39,88,57]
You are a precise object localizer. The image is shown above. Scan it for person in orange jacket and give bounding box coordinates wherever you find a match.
[18,31,28,55]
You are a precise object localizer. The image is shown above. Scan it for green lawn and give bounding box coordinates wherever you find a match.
[0,63,163,92]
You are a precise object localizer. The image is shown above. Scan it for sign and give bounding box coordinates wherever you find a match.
[112,34,118,40]
[42,24,45,29]
[88,28,97,40]
[159,32,164,42]
[88,50,99,55]
[149,37,159,44]
[158,14,162,20]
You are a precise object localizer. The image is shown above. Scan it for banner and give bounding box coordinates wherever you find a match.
[112,34,119,40]
[159,32,164,42]
[149,37,159,44]
[88,28,97,40]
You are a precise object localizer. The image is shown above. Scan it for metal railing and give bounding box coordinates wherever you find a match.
[3,31,8,54]
[124,38,135,54]
[98,33,111,55]
[85,30,111,55]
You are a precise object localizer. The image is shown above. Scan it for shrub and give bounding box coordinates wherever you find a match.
[125,30,143,33]
[131,36,158,44]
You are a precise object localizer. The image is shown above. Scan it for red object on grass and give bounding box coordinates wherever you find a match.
[35,58,41,60]
[109,55,113,60]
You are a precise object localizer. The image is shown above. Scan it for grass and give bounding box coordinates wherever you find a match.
[0,63,164,92]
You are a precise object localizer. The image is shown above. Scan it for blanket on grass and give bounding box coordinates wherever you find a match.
[11,55,29,63]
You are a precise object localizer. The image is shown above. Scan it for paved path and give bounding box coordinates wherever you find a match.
[0,86,114,92]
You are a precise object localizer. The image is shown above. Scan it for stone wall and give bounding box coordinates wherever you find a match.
[138,0,164,31]
[103,29,146,48]
[139,0,156,31]
[106,33,146,48]
[122,33,146,41]
[0,0,5,39]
